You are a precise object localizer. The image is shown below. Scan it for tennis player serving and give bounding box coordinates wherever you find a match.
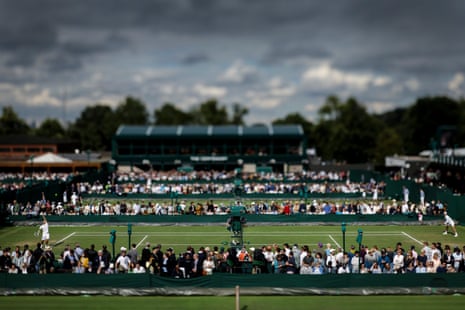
[39,215,50,246]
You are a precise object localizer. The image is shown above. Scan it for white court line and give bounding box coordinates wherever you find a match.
[71,232,406,238]
[136,235,148,249]
[328,234,341,249]
[401,231,423,246]
[71,232,405,236]
[54,232,76,245]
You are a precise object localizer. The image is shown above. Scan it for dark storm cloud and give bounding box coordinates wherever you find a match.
[3,0,463,71]
[180,53,210,65]
[0,18,58,67]
[328,0,465,76]
[262,44,331,65]
[1,0,465,124]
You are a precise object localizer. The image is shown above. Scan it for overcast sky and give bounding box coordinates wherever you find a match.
[1,0,465,126]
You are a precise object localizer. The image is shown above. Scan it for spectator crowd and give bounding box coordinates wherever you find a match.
[1,240,464,277]
[0,168,461,278]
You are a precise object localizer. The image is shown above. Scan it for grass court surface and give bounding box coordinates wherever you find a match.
[1,222,463,255]
[1,295,464,310]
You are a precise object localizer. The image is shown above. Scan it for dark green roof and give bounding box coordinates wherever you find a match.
[115,125,303,138]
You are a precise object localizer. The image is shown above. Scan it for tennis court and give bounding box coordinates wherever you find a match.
[2,222,461,256]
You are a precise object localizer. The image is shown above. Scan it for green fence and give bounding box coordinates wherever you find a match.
[2,169,465,223]
[1,273,465,295]
[9,213,428,225]
[383,179,465,222]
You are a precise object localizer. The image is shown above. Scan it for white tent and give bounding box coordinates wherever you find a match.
[26,152,72,163]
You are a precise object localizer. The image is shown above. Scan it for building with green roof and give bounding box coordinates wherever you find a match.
[111,124,307,171]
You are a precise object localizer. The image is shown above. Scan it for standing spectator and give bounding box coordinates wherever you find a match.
[63,248,78,272]
[101,245,112,269]
[350,251,361,273]
[326,249,337,273]
[378,248,392,271]
[206,200,215,214]
[263,245,274,274]
[140,242,152,268]
[0,247,12,272]
[442,246,454,269]
[38,246,55,274]
[160,252,172,276]
[300,250,314,275]
[364,249,377,269]
[402,186,409,203]
[78,249,90,273]
[202,254,216,275]
[422,242,433,261]
[74,243,84,259]
[148,246,161,274]
[96,249,110,274]
[452,246,463,272]
[127,243,138,267]
[11,246,22,269]
[32,243,44,273]
[285,251,298,274]
[392,249,405,273]
[87,244,98,272]
[431,252,442,271]
[419,188,425,206]
[179,252,194,278]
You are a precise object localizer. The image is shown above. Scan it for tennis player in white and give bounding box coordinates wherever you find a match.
[39,215,50,246]
[443,211,458,237]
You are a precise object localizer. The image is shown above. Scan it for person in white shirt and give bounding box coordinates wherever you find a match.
[392,250,405,273]
[443,211,458,237]
[132,262,146,274]
[115,247,131,273]
[39,215,50,247]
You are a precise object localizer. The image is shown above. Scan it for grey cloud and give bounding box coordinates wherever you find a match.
[1,0,465,125]
[0,18,57,67]
[44,52,83,72]
[180,53,210,65]
[262,44,331,64]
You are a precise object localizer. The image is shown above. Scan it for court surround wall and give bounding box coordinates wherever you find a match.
[1,273,465,296]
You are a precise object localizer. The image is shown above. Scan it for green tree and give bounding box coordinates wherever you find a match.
[0,106,30,135]
[68,105,116,151]
[114,96,149,125]
[400,96,463,154]
[334,98,380,163]
[373,127,404,165]
[314,96,382,163]
[35,118,66,139]
[375,107,407,128]
[154,103,191,125]
[313,96,342,160]
[272,112,315,145]
[318,95,341,121]
[456,98,465,146]
[189,99,229,125]
[230,103,249,125]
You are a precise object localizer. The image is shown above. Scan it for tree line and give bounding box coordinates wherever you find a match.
[1,95,464,164]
